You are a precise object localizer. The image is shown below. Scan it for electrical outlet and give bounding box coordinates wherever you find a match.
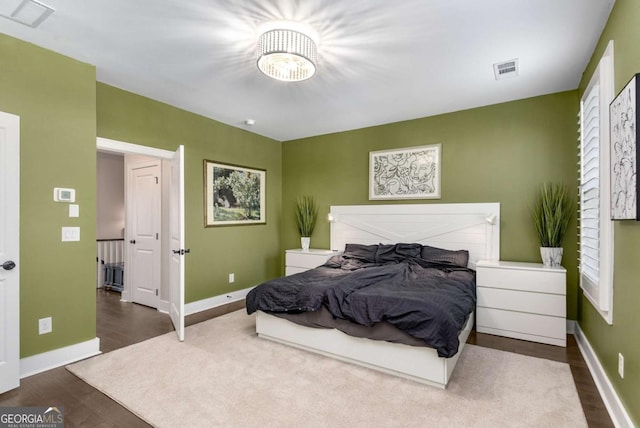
[618,353,624,378]
[228,273,235,283]
[39,317,52,335]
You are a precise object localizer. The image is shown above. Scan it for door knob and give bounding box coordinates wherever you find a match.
[2,260,16,270]
[129,240,136,244]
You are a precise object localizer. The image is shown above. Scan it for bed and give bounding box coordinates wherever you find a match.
[248,203,500,388]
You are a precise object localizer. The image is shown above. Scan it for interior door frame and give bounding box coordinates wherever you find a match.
[96,138,178,301]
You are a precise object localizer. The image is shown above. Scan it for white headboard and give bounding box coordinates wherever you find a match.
[329,203,500,268]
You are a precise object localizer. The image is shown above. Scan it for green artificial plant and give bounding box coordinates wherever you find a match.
[295,195,318,237]
[531,182,574,248]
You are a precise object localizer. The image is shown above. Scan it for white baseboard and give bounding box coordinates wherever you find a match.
[157,299,169,314]
[120,289,131,302]
[185,286,253,316]
[20,337,101,379]
[574,324,634,428]
[566,319,576,335]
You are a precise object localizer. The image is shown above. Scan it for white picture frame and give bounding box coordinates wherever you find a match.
[369,144,441,200]
[204,160,266,227]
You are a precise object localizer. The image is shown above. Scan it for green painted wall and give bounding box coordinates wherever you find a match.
[578,0,640,423]
[0,34,97,357]
[282,91,579,319]
[5,9,635,422]
[96,84,282,303]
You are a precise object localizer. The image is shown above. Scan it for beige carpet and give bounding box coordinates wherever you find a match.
[67,310,587,428]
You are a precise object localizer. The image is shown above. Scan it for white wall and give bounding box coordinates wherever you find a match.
[97,152,124,239]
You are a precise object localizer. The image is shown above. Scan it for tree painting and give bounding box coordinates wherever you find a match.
[205,161,265,226]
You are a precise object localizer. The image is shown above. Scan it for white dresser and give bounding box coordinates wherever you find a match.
[285,249,336,276]
[476,260,566,347]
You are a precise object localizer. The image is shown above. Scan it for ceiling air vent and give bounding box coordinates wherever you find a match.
[3,0,55,28]
[493,59,519,80]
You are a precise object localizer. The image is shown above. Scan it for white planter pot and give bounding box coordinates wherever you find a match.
[540,247,563,267]
[301,237,311,252]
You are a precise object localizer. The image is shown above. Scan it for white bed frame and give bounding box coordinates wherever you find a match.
[256,203,500,388]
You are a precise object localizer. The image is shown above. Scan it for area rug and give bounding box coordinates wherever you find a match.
[67,310,587,427]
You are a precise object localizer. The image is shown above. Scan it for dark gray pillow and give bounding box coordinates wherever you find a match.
[375,243,422,263]
[420,245,469,267]
[395,243,422,258]
[343,244,378,263]
[374,244,397,262]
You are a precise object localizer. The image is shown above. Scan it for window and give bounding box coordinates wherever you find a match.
[579,40,614,324]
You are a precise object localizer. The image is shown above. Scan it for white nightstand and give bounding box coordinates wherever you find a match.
[476,260,567,347]
[285,249,337,276]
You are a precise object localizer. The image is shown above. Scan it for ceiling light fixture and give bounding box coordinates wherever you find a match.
[257,22,317,82]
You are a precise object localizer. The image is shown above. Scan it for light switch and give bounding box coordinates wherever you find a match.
[69,204,79,217]
[61,227,80,242]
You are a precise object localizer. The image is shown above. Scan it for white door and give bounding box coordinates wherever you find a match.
[0,111,20,393]
[128,160,161,308]
[169,146,185,341]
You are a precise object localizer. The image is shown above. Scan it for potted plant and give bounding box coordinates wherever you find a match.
[531,182,574,267]
[296,195,318,252]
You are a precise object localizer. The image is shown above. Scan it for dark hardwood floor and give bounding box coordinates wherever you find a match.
[0,289,613,427]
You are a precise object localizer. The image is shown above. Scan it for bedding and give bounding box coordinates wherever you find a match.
[271,306,428,348]
[246,243,476,358]
[420,245,469,267]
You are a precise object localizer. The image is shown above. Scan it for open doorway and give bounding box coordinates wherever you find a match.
[96,151,166,310]
[96,151,125,293]
[96,137,185,342]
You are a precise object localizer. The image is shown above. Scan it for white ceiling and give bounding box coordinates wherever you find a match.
[0,0,615,141]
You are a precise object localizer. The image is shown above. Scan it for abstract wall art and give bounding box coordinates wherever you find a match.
[369,144,441,200]
[610,73,640,220]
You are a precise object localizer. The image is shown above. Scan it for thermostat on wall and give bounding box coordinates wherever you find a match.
[53,187,75,202]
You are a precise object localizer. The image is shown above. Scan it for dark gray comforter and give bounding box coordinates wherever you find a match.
[246,256,476,358]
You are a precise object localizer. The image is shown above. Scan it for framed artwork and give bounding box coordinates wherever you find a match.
[610,73,640,220]
[204,160,266,226]
[369,144,441,200]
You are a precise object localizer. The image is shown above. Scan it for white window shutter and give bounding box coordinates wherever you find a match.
[578,40,614,324]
